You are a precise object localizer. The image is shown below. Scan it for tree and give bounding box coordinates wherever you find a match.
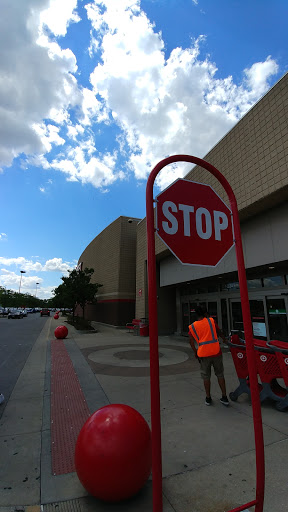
[0,287,45,309]
[52,267,102,321]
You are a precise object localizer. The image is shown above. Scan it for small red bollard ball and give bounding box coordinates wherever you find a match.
[54,314,59,319]
[54,325,68,339]
[75,404,152,502]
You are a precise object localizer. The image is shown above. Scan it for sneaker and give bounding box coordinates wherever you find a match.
[0,394,4,405]
[205,396,212,406]
[220,395,229,406]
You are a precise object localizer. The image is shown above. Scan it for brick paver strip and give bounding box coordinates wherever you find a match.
[50,339,90,475]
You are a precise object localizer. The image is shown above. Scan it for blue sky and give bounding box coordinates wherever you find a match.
[0,0,287,299]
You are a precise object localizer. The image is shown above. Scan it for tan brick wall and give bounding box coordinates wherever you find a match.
[119,218,139,296]
[135,218,147,319]
[78,216,140,300]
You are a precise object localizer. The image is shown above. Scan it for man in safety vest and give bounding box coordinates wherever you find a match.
[189,306,229,406]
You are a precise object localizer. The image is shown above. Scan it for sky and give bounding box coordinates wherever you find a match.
[0,0,287,300]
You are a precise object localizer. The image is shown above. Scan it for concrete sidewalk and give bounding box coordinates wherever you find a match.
[1,316,288,512]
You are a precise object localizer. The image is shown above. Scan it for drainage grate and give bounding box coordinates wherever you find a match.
[43,499,83,511]
[50,340,90,475]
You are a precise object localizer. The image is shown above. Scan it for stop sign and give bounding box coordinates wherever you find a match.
[156,179,234,266]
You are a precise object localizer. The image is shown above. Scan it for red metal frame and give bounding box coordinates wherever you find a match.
[146,155,265,512]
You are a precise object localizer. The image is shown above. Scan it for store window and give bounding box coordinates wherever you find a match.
[197,286,208,294]
[207,301,218,322]
[208,284,219,293]
[182,303,189,334]
[263,276,284,287]
[189,302,198,325]
[266,298,288,341]
[250,299,266,339]
[222,281,240,291]
[247,279,262,289]
[221,299,229,335]
[231,301,243,332]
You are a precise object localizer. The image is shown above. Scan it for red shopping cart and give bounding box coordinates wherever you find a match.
[253,338,287,406]
[229,332,288,408]
[228,331,258,401]
[266,339,288,411]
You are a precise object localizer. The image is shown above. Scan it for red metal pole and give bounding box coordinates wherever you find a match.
[230,200,265,512]
[146,178,163,512]
[146,155,265,512]
[229,499,257,512]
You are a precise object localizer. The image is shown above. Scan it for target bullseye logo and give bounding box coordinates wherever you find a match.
[260,355,267,362]
[285,357,288,365]
[237,352,243,359]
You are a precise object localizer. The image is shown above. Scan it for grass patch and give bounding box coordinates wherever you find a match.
[65,314,95,331]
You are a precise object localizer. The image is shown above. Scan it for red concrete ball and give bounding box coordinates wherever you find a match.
[54,314,59,319]
[75,404,152,502]
[54,325,68,339]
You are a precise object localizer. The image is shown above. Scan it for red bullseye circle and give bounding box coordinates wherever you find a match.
[54,325,68,339]
[54,314,59,319]
[75,404,151,502]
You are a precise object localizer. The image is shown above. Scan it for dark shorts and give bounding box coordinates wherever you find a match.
[199,354,224,380]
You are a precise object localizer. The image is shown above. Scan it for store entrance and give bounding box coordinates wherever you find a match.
[181,300,219,335]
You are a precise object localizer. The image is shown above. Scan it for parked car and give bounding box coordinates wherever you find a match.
[8,309,24,319]
[21,309,28,317]
[40,308,50,317]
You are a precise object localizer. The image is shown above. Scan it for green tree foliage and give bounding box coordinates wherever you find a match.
[51,268,102,319]
[0,287,45,308]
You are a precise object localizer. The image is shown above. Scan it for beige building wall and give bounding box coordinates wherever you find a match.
[135,72,288,331]
[78,216,141,325]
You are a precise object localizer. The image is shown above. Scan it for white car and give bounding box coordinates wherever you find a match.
[21,309,28,317]
[8,309,24,319]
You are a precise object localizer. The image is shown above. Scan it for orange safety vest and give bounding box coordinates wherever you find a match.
[189,317,220,357]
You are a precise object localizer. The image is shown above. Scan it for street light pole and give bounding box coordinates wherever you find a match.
[35,282,39,298]
[19,270,26,293]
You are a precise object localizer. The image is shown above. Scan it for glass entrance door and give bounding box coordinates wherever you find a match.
[182,302,189,334]
[230,298,267,339]
[250,299,267,340]
[230,300,244,333]
[266,297,288,342]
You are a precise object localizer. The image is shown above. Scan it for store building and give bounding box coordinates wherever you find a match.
[135,72,288,340]
[77,216,141,326]
[78,73,288,341]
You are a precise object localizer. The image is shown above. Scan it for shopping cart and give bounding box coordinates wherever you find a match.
[228,332,288,408]
[253,338,287,406]
[227,331,257,401]
[266,339,288,411]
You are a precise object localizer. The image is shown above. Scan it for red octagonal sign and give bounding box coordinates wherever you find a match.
[156,179,234,266]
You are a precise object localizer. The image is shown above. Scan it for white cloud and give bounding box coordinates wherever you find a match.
[0,269,42,290]
[0,269,54,299]
[43,258,72,272]
[0,233,7,241]
[0,256,73,273]
[0,0,280,192]
[0,0,81,169]
[0,256,75,297]
[40,0,80,37]
[51,139,120,188]
[39,187,46,193]
[85,0,279,187]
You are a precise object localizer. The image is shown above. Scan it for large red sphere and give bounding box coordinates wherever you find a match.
[75,404,152,502]
[54,325,68,339]
[54,314,59,319]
